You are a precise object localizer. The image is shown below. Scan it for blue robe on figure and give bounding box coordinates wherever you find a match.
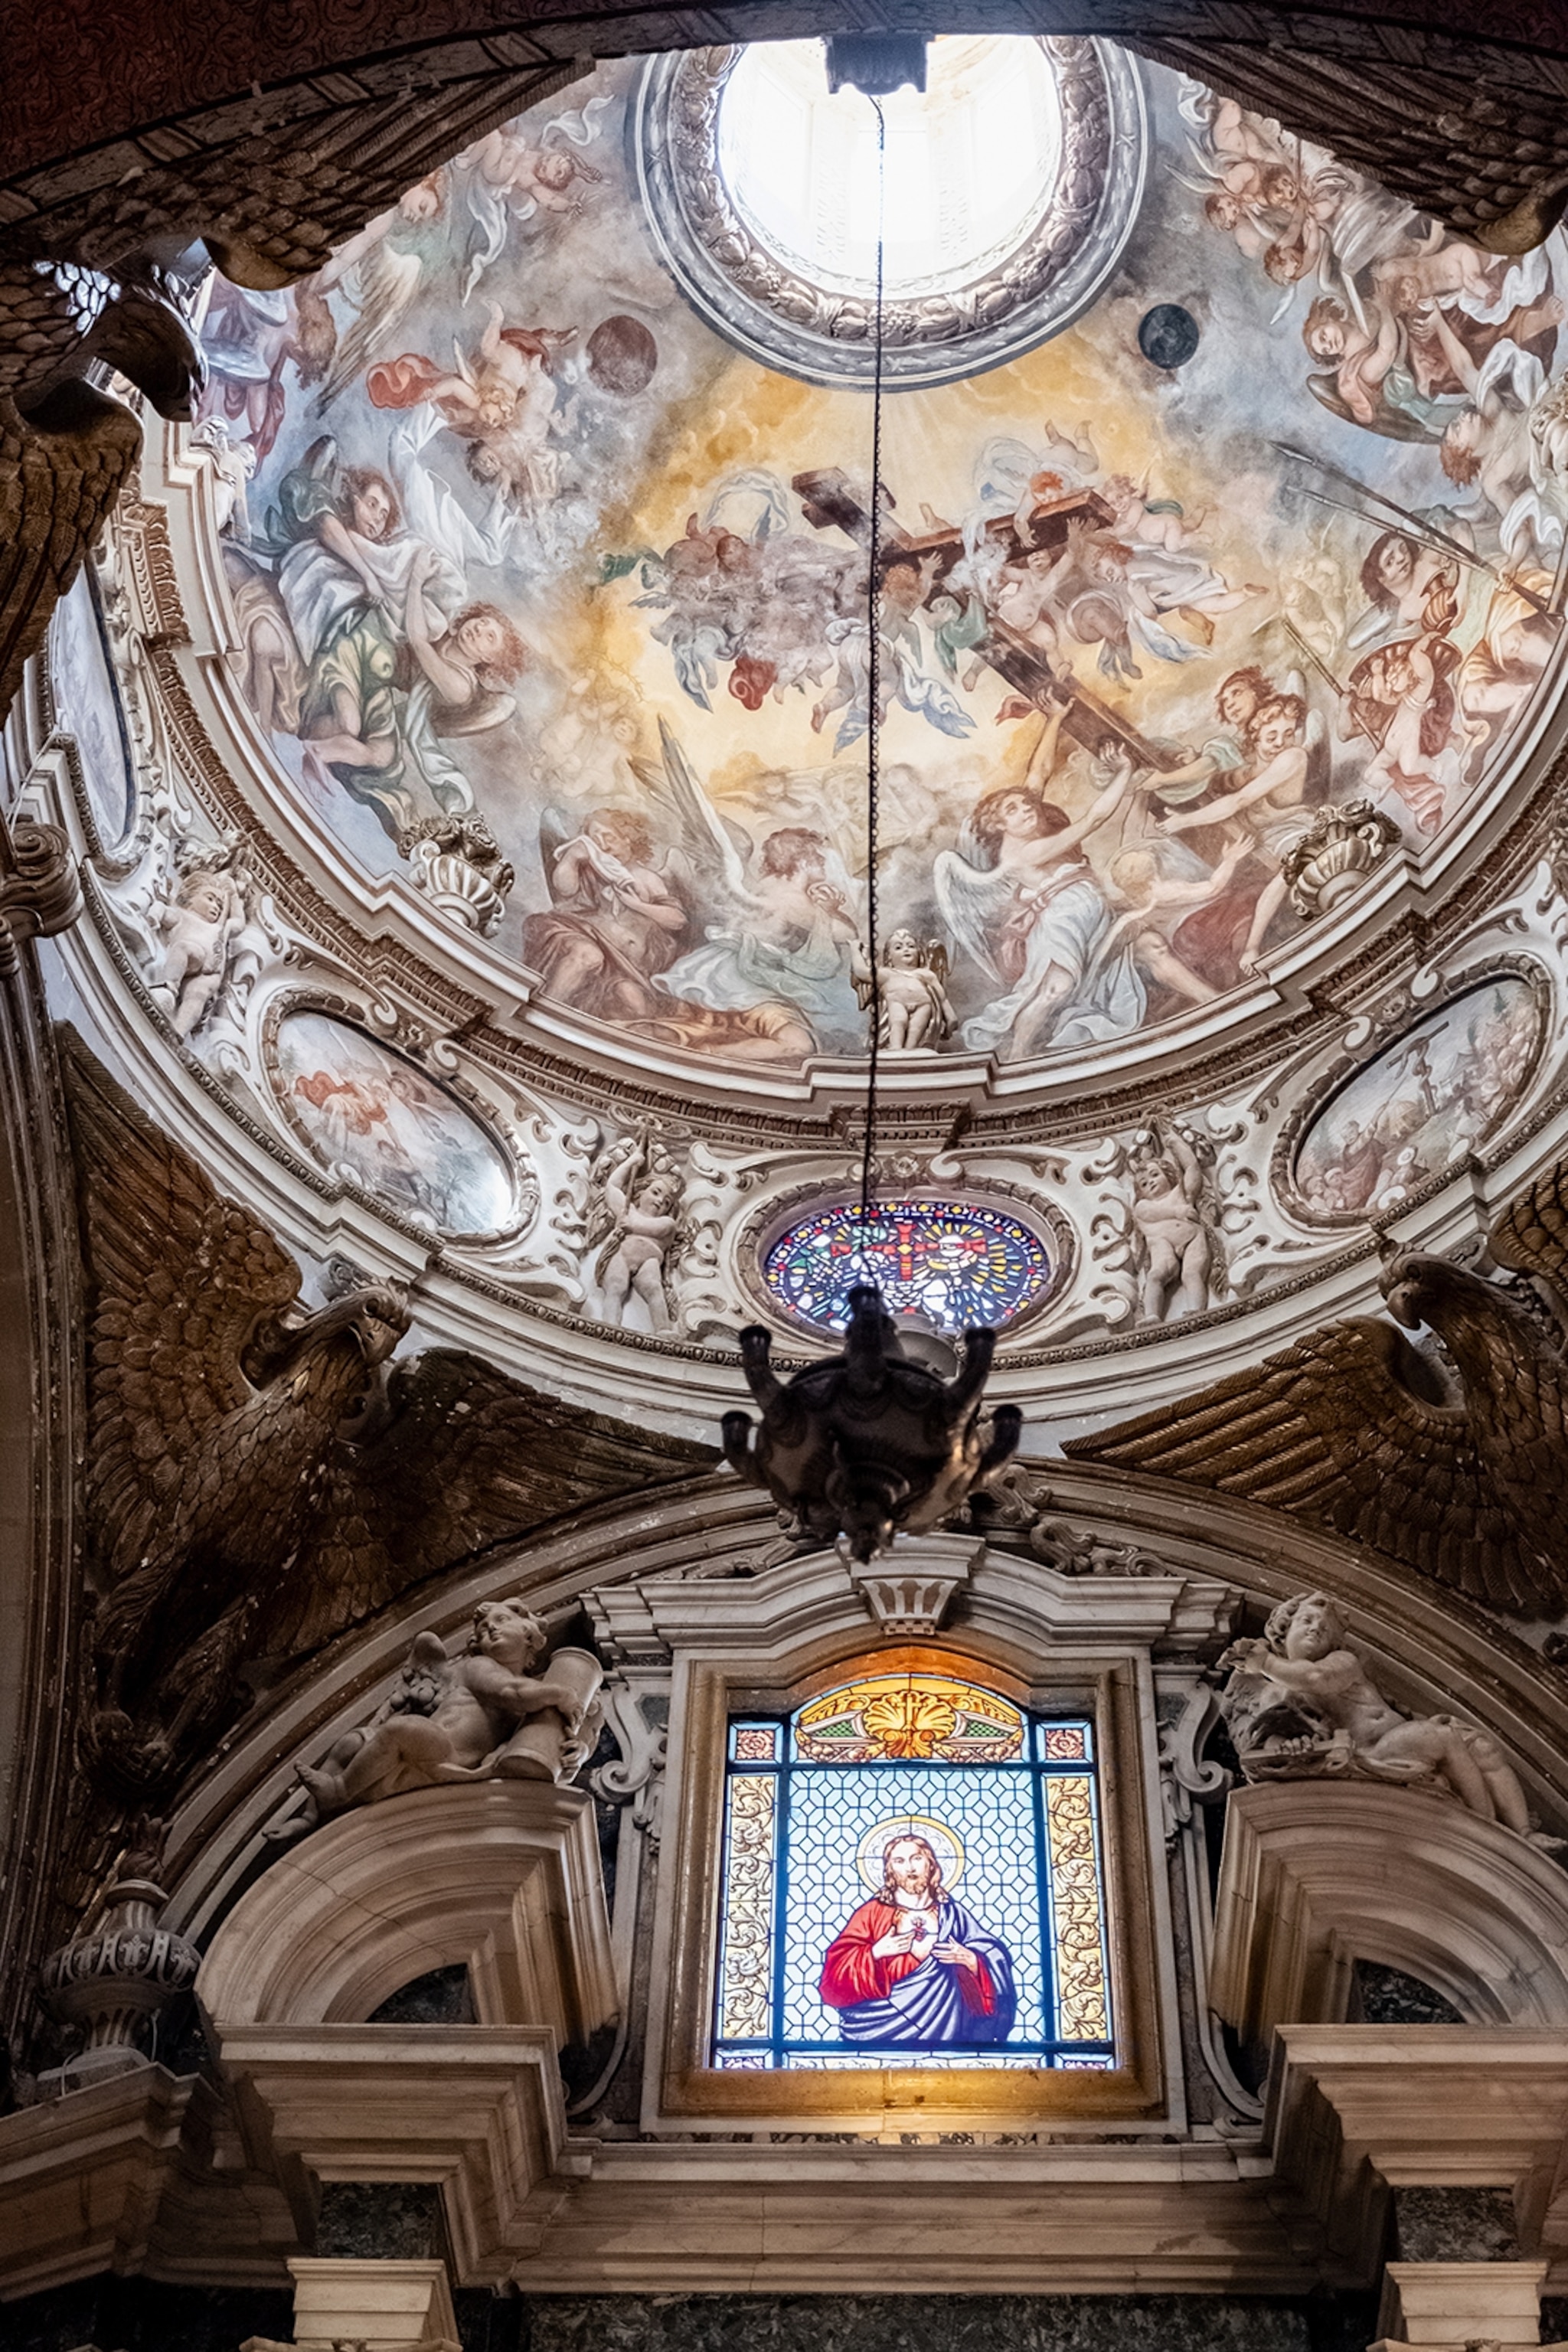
[818,1892,1018,2047]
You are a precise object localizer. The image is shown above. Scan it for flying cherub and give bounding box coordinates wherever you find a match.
[367,302,575,517]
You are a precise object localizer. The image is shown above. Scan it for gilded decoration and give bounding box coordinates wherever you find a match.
[794,1673,1025,1762]
[1069,1152,1568,1620]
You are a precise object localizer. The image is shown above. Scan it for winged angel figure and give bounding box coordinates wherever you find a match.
[1067,1158,1568,1618]
[64,1034,713,1792]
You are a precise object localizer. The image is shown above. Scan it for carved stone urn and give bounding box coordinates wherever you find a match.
[1282,799,1402,920]
[38,1877,200,2087]
[400,813,517,939]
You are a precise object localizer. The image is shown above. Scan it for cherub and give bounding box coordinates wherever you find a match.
[461,127,601,214]
[1220,1592,1530,1831]
[852,927,954,1050]
[290,1598,600,1828]
[151,856,248,1038]
[1302,296,1402,430]
[1122,1123,1221,1322]
[1101,838,1250,1005]
[593,1134,684,1328]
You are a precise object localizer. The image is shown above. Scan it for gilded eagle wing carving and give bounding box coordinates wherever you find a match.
[64,1027,305,1586]
[66,1031,716,1754]
[267,1348,716,1658]
[1063,1315,1532,1612]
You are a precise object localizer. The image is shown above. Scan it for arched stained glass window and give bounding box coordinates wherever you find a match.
[714,1665,1113,2070]
[760,1198,1051,1334]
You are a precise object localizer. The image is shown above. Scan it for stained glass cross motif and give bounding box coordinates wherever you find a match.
[761,1198,1051,1335]
[714,1670,1113,2070]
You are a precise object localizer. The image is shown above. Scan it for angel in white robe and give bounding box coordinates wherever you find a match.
[629,723,865,1054]
[934,728,1142,1061]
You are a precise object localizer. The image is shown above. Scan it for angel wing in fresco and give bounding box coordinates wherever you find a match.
[629,717,753,899]
[1065,1155,1568,1619]
[314,220,436,412]
[63,1030,714,1795]
[931,829,1016,984]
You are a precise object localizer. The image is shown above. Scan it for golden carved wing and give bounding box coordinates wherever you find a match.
[61,1029,303,1582]
[1064,1317,1534,1611]
[0,387,142,720]
[264,1346,718,1658]
[1488,1155,1568,1294]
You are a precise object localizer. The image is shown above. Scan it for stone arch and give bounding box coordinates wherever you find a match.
[196,1781,616,2043]
[1210,1782,1568,2047]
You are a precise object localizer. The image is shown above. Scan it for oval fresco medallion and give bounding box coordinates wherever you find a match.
[273,1011,517,1235]
[1292,975,1544,1221]
[49,570,135,849]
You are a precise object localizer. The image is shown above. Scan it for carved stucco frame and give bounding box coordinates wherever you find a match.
[1269,950,1556,1231]
[630,1540,1213,2132]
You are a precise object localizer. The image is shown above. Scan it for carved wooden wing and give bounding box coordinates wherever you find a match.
[263,1346,719,1657]
[62,1028,303,1581]
[1489,1155,1568,1297]
[1064,1317,1536,1612]
[0,387,143,722]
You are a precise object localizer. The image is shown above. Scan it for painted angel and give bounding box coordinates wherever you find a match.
[933,703,1143,1061]
[307,174,451,413]
[631,720,864,1055]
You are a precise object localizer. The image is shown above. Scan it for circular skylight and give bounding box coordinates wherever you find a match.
[632,36,1148,388]
[715,38,1063,302]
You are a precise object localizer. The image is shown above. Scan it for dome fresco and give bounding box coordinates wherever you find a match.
[198,42,1568,1086]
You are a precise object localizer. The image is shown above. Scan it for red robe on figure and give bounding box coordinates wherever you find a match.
[818,1900,998,2018]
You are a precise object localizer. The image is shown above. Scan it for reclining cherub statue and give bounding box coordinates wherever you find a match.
[284,1597,603,1833]
[1220,1590,1531,1833]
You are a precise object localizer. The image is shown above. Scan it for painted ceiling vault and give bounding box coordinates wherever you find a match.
[39,34,1568,1420]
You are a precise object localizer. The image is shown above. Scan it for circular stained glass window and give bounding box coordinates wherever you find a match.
[762,1198,1052,1334]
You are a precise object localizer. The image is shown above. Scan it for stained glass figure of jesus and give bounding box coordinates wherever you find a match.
[818,1831,1018,2047]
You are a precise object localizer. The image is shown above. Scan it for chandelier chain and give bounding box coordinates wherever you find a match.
[858,94,887,1233]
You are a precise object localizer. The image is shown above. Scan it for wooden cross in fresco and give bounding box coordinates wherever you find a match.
[792,468,1164,768]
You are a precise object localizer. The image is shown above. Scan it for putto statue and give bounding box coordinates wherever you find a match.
[722,1282,1022,1562]
[1219,1591,1532,1833]
[283,1599,604,1835]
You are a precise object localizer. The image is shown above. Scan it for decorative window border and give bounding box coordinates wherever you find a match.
[640,1570,1179,2131]
[711,1674,1115,2071]
[739,1182,1077,1344]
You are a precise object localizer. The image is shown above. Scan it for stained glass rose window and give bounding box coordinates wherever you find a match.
[760,1198,1052,1334]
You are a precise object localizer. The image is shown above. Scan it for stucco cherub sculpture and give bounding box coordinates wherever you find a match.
[285,1598,603,1834]
[1219,1591,1530,1833]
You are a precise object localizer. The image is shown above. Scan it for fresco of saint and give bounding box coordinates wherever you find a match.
[818,1831,1018,2048]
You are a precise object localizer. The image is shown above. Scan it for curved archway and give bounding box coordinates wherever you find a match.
[1210,1782,1568,2045]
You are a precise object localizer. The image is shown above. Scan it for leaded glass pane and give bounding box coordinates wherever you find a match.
[760,1199,1051,1334]
[716,1772,778,2043]
[712,1665,1114,2071]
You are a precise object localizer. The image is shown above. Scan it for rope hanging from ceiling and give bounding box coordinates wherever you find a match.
[858,93,887,1239]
